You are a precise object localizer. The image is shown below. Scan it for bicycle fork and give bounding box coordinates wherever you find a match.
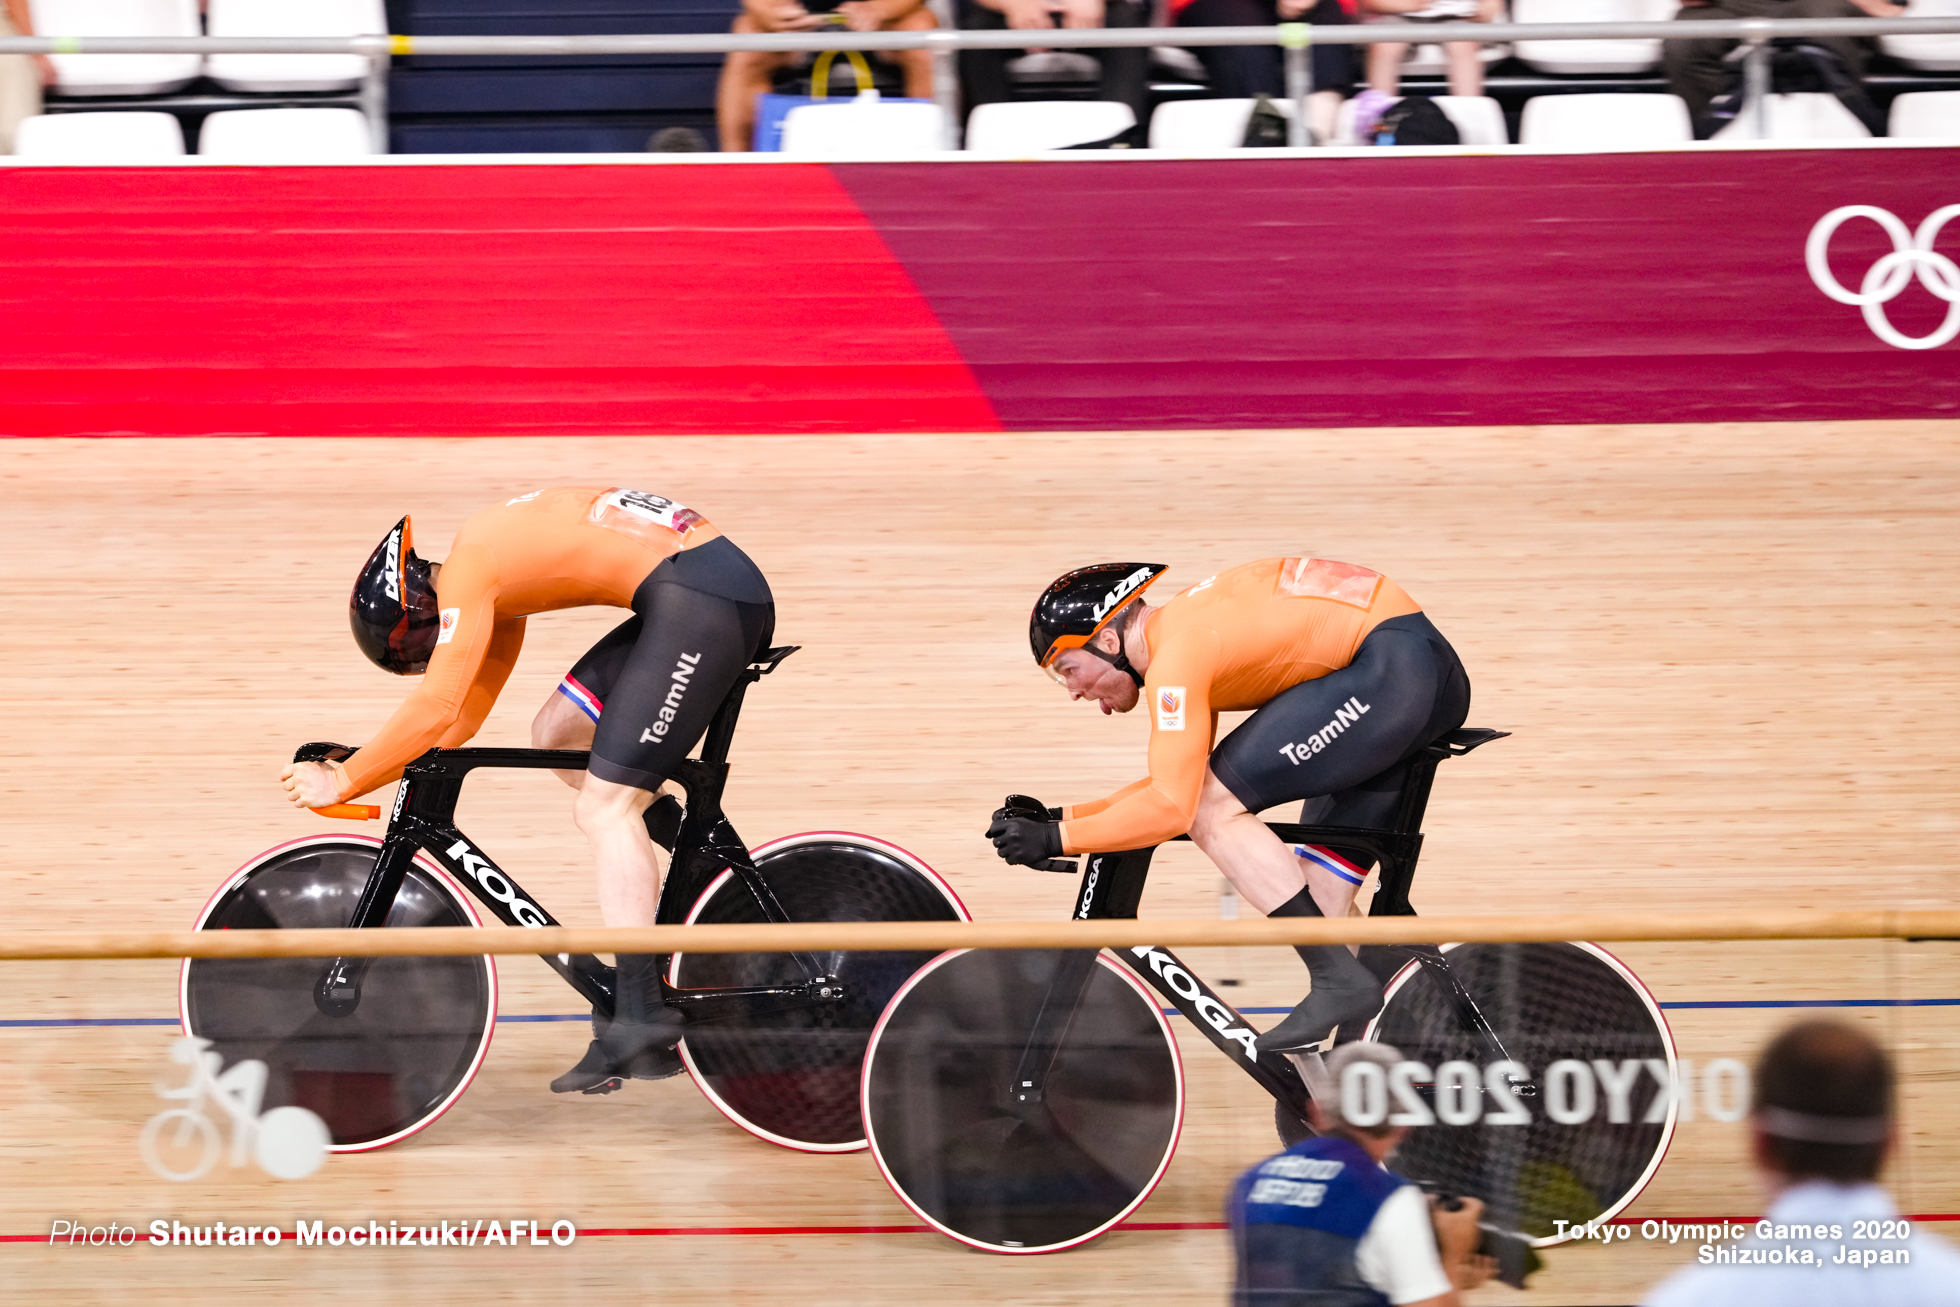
[1004,848,1313,1122]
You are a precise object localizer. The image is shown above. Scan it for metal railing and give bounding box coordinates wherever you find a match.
[6,15,1956,153]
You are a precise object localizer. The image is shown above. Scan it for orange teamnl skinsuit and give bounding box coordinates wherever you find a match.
[331,487,724,801]
[1056,558,1422,856]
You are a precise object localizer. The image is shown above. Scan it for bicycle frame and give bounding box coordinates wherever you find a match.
[1010,729,1512,1121]
[304,645,845,1024]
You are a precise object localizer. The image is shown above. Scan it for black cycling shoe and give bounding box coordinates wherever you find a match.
[1255,887,1386,1055]
[1253,974,1386,1055]
[552,1040,630,1095]
[550,1028,685,1094]
[551,1006,686,1094]
[622,1042,685,1082]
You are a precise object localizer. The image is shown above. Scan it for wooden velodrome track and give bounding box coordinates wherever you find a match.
[2,423,1956,1304]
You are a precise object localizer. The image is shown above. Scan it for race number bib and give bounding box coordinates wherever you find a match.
[1277,558,1383,610]
[587,489,707,545]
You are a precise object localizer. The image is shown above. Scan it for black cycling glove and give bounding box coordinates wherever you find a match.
[985,815,1062,866]
[991,793,1064,825]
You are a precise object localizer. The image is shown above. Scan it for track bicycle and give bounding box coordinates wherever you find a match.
[860,728,1680,1253]
[179,644,967,1153]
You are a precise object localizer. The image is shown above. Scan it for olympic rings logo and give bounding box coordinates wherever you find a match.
[1805,205,1960,351]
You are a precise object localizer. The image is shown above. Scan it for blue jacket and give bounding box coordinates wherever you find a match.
[1228,1134,1409,1307]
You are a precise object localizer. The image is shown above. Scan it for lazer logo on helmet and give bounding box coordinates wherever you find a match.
[446,839,546,927]
[382,527,402,603]
[1092,567,1157,623]
[640,652,702,743]
[1278,697,1371,764]
[1130,945,1259,1059]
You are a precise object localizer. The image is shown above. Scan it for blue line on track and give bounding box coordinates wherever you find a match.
[6,998,1959,1029]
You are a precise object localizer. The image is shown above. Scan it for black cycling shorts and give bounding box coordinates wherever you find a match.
[555,536,775,792]
[1208,612,1470,847]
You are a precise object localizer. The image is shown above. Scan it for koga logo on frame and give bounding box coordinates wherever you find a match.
[1130,946,1259,1058]
[446,840,546,927]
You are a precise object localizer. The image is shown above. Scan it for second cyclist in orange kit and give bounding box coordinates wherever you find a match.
[989,558,1470,1054]
[280,487,775,1095]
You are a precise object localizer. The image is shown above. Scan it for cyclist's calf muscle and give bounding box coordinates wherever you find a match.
[574,777,663,927]
[532,687,595,790]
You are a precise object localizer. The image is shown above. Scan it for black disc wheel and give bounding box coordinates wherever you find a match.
[179,836,496,1152]
[1361,942,1677,1244]
[669,833,967,1152]
[862,948,1184,1253]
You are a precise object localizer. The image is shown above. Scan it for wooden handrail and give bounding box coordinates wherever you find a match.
[3,910,1956,961]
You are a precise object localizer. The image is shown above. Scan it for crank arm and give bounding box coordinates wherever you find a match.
[663,977,846,1023]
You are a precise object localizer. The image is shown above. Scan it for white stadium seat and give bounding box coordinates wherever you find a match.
[1146,97,1294,151]
[1513,0,1676,76]
[13,110,186,160]
[206,0,387,95]
[28,0,201,97]
[1710,92,1871,141]
[198,108,374,162]
[963,100,1135,152]
[1882,0,1960,71]
[780,92,949,158]
[1518,92,1693,145]
[1888,90,1960,138]
[1332,94,1509,145]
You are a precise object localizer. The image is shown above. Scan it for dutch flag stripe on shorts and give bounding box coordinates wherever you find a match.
[1295,844,1368,887]
[557,675,603,724]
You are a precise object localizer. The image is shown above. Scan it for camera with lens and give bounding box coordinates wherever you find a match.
[1422,1185,1543,1290]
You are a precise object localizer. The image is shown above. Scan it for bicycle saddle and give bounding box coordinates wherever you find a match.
[1439,727,1510,755]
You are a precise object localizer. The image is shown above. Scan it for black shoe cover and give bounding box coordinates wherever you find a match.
[1255,886,1385,1054]
[551,1013,685,1094]
[1253,976,1385,1055]
[552,1040,628,1095]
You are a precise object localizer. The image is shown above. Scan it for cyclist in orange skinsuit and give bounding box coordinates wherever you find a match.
[280,487,775,1094]
[990,558,1470,1054]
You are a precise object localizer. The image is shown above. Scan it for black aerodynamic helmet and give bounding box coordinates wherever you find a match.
[349,516,441,675]
[1029,563,1168,683]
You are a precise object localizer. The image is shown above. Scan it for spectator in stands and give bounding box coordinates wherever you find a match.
[1229,1042,1496,1306]
[959,0,1149,136]
[1172,0,1356,144]
[1663,0,1901,131]
[1363,0,1502,98]
[1644,1020,1960,1307]
[1,0,53,154]
[717,0,937,151]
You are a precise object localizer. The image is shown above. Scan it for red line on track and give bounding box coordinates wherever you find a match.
[11,1217,1957,1245]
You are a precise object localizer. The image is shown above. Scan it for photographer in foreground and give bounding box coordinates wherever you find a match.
[1229,1042,1495,1307]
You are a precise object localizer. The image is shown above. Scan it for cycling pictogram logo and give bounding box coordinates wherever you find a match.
[1805,205,1960,351]
[141,1035,330,1182]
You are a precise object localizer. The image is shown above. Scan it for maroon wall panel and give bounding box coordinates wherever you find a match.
[0,165,998,437]
[3,151,1954,436]
[834,151,1960,430]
